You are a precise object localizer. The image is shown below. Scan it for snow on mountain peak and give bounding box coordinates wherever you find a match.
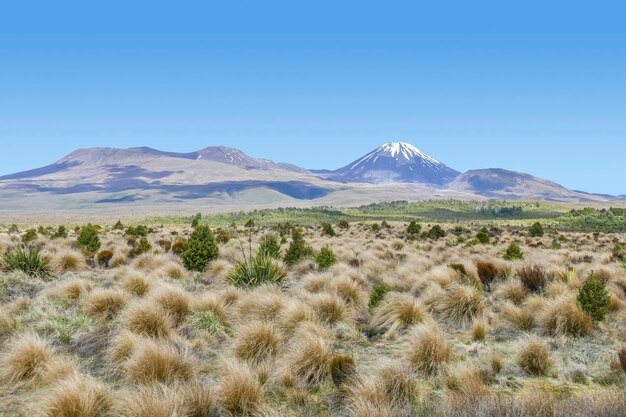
[378,142,441,164]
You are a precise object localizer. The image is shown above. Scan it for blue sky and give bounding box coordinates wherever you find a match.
[1,1,625,194]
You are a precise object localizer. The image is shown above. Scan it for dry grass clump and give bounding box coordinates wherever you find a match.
[236,285,285,322]
[217,360,265,417]
[51,250,87,273]
[539,295,592,337]
[47,278,93,301]
[0,333,55,385]
[433,284,486,327]
[518,265,549,293]
[180,383,222,417]
[406,324,452,376]
[501,301,536,331]
[122,301,175,339]
[232,321,281,365]
[125,338,195,384]
[107,331,144,366]
[277,299,317,337]
[497,279,528,304]
[310,293,348,325]
[0,309,21,339]
[83,288,128,321]
[343,363,416,416]
[332,275,367,310]
[286,323,333,386]
[517,337,554,376]
[618,348,626,374]
[120,269,152,296]
[149,284,190,325]
[445,366,489,406]
[470,319,487,341]
[114,385,181,417]
[370,292,429,338]
[38,374,112,417]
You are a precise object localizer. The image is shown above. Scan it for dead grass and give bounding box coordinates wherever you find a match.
[217,360,264,417]
[124,338,196,384]
[406,324,452,376]
[83,288,128,321]
[370,292,429,337]
[38,374,112,417]
[232,321,281,365]
[517,336,554,376]
[433,284,486,327]
[0,333,55,385]
[122,301,175,339]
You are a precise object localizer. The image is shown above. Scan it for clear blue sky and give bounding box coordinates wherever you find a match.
[1,1,625,194]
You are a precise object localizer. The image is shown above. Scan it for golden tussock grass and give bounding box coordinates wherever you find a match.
[122,300,175,339]
[310,293,348,325]
[433,283,486,328]
[236,285,285,322]
[539,295,593,337]
[83,288,128,321]
[46,278,94,301]
[370,292,429,338]
[38,374,112,417]
[124,338,196,384]
[51,250,87,274]
[501,301,536,331]
[114,385,181,417]
[0,333,55,385]
[119,268,153,296]
[149,284,191,326]
[217,360,265,417]
[107,331,145,366]
[285,322,333,387]
[516,336,554,376]
[406,324,452,377]
[232,321,281,365]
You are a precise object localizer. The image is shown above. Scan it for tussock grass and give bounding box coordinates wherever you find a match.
[51,250,87,274]
[433,284,486,328]
[122,301,175,339]
[83,288,128,321]
[232,321,281,365]
[217,360,265,417]
[149,284,190,326]
[0,333,54,385]
[119,269,152,296]
[286,322,333,387]
[517,336,554,376]
[539,295,593,337]
[370,292,428,337]
[124,338,196,384]
[38,374,112,417]
[406,324,452,376]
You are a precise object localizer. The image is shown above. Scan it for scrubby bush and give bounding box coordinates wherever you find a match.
[76,224,101,253]
[518,265,548,293]
[259,234,281,259]
[22,229,37,244]
[244,219,255,228]
[125,224,150,237]
[503,242,524,260]
[476,227,490,244]
[321,222,336,237]
[132,237,152,257]
[529,222,544,237]
[181,225,219,272]
[407,221,421,236]
[577,274,611,321]
[368,281,390,311]
[228,254,287,287]
[283,228,313,266]
[476,261,498,291]
[51,225,68,240]
[427,225,445,240]
[191,213,201,228]
[113,220,124,230]
[371,223,380,232]
[216,229,231,244]
[338,219,350,229]
[4,247,52,279]
[315,246,337,270]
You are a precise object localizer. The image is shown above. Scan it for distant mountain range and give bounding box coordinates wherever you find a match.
[0,141,621,214]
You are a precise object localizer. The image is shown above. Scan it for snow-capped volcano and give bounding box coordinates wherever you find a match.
[324,142,460,185]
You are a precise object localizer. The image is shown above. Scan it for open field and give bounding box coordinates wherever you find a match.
[0,207,625,416]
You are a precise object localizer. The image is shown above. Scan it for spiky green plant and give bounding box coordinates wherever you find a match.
[228,254,287,288]
[4,247,53,279]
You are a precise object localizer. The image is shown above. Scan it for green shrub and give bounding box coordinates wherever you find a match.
[125,224,150,237]
[338,220,350,230]
[21,229,37,244]
[191,213,201,228]
[427,225,445,240]
[228,254,287,288]
[550,239,562,250]
[321,223,336,237]
[244,219,255,228]
[37,226,49,236]
[381,220,391,229]
[407,221,421,236]
[4,247,53,279]
[315,246,337,270]
[181,225,219,272]
[259,234,281,259]
[371,223,380,232]
[7,224,19,233]
[283,228,313,266]
[503,242,524,260]
[529,222,544,237]
[51,225,68,240]
[76,224,101,253]
[132,237,152,256]
[368,281,390,311]
[113,220,124,230]
[476,227,490,244]
[577,274,611,321]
